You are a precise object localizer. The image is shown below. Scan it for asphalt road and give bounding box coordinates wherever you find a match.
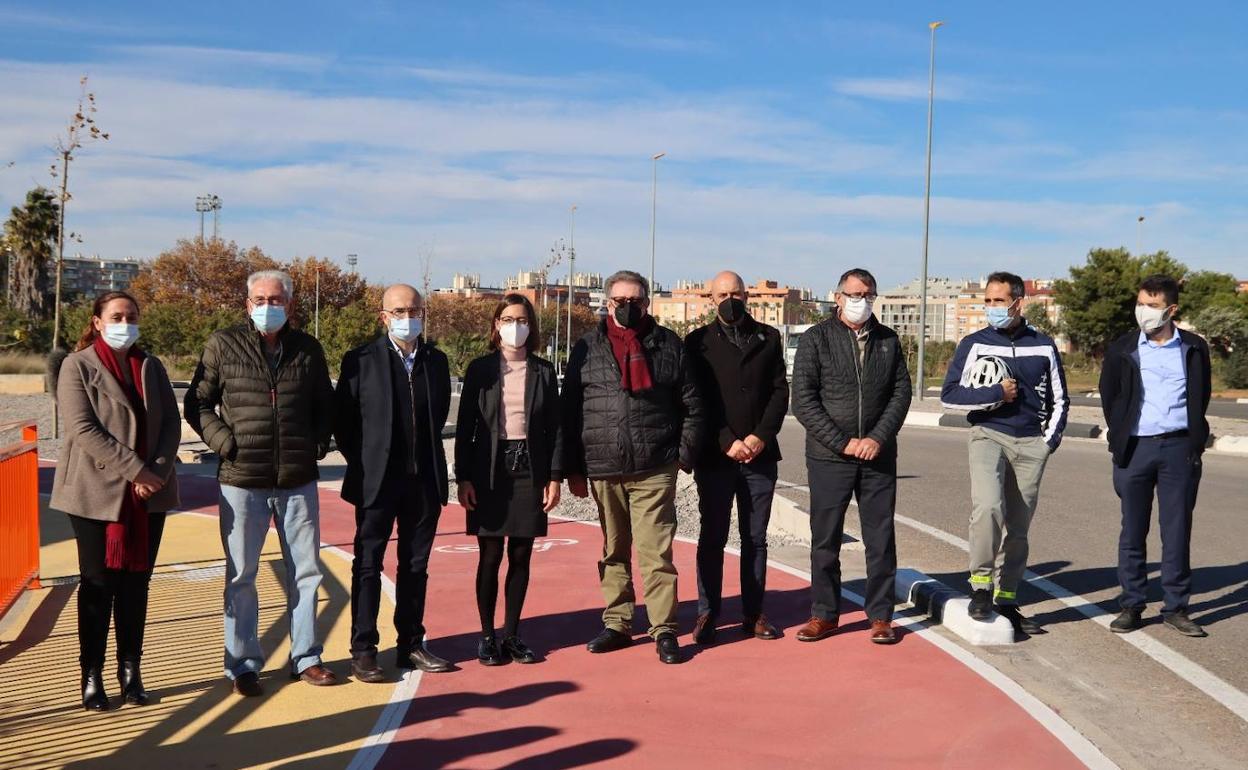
[771,418,1248,767]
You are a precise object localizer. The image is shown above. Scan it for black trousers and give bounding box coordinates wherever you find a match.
[70,513,168,669]
[807,456,897,622]
[350,474,441,658]
[1113,435,1202,614]
[694,458,777,620]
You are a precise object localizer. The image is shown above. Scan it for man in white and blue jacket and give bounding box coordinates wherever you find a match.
[941,271,1069,634]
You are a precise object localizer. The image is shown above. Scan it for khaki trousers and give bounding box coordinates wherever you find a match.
[590,464,679,638]
[967,426,1051,603]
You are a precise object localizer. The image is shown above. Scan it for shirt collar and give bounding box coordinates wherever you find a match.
[1138,327,1180,348]
[388,335,420,360]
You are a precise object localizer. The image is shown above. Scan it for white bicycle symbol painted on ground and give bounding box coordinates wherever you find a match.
[436,537,579,554]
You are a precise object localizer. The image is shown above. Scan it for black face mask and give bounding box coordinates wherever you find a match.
[718,297,747,325]
[613,301,643,329]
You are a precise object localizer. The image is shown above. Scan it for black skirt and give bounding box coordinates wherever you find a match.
[467,441,548,538]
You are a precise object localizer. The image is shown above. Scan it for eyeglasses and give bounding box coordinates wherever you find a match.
[498,317,529,326]
[251,295,287,306]
[983,298,1019,308]
[383,307,423,318]
[609,296,646,306]
[840,292,878,301]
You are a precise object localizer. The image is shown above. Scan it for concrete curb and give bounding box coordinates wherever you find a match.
[894,568,1016,646]
[905,410,1248,455]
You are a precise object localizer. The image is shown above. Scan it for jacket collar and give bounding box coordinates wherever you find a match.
[80,346,150,408]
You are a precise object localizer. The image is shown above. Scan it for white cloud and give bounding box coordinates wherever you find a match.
[2,53,1244,295]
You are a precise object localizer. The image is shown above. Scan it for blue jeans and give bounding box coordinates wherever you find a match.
[219,481,324,678]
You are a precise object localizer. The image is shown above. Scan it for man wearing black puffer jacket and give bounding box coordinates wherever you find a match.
[791,268,911,646]
[185,270,337,695]
[563,269,703,665]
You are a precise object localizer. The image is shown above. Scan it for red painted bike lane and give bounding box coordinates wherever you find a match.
[316,491,1095,770]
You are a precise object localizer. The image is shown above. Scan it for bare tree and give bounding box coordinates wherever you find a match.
[49,76,110,351]
[419,244,434,338]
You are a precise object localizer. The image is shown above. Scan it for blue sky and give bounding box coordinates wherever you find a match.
[2,2,1245,295]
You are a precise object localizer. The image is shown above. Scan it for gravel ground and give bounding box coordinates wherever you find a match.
[0,394,60,459]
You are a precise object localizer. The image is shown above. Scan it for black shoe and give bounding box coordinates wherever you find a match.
[81,667,110,711]
[995,604,1045,635]
[1110,607,1143,633]
[586,628,633,654]
[968,589,993,622]
[655,633,682,664]
[408,645,456,673]
[1163,611,1207,638]
[351,654,387,683]
[501,636,539,664]
[232,671,263,697]
[118,661,149,705]
[478,636,506,666]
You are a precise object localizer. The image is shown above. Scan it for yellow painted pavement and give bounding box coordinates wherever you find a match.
[0,510,401,770]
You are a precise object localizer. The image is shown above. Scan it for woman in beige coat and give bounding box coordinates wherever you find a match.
[50,291,181,711]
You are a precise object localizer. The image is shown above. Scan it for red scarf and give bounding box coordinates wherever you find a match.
[605,315,655,393]
[92,335,151,572]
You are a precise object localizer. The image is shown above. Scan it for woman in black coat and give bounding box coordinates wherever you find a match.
[454,294,562,665]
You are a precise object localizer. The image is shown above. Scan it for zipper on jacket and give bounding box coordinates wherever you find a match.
[849,326,864,438]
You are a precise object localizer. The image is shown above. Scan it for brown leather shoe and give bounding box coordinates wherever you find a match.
[692,613,716,645]
[795,617,838,642]
[743,615,782,640]
[351,655,387,683]
[870,620,898,645]
[292,664,339,686]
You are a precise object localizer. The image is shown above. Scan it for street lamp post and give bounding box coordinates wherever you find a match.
[1137,215,1145,256]
[566,204,577,372]
[917,20,943,400]
[649,152,665,295]
[346,253,358,273]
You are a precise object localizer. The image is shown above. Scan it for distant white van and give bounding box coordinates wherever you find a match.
[782,323,815,377]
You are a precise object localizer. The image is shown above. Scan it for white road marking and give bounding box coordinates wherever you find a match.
[778,493,1248,724]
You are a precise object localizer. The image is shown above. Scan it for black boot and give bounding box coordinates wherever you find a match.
[118,661,149,706]
[82,667,110,712]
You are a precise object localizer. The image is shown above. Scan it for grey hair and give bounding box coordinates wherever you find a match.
[604,269,649,299]
[247,269,294,299]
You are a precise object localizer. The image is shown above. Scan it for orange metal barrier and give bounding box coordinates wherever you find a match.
[0,420,40,618]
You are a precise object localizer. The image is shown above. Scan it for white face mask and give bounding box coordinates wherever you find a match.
[840,296,873,325]
[101,323,140,351]
[1135,304,1172,334]
[499,322,530,349]
[389,316,423,343]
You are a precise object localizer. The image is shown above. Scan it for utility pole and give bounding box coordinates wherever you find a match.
[917,20,943,400]
[649,152,665,294]
[566,204,577,372]
[314,266,321,339]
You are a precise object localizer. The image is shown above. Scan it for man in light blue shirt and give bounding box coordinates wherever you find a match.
[1099,275,1213,638]
[1134,331,1187,437]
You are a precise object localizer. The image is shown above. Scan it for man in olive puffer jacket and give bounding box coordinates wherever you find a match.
[563,269,703,664]
[185,270,336,695]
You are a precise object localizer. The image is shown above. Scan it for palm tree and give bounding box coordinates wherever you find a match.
[3,188,59,319]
